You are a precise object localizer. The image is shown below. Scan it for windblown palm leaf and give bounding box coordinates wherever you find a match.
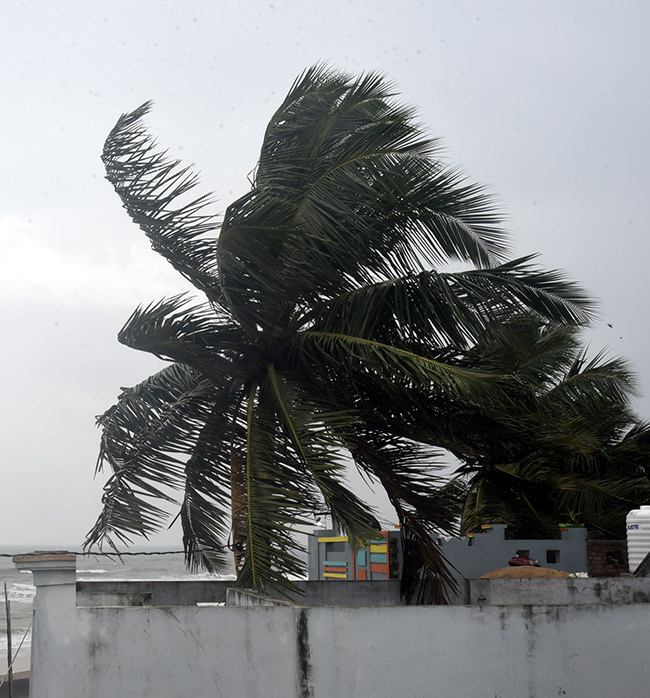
[451,315,650,538]
[87,66,594,597]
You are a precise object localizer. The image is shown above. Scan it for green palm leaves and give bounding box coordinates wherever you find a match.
[86,65,595,597]
[453,315,650,538]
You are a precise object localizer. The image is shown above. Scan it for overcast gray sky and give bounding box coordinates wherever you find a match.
[1,0,649,546]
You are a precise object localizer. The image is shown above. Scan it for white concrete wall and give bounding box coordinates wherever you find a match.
[306,604,650,698]
[16,556,650,698]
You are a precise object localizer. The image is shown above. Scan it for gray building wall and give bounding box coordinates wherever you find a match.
[439,523,589,579]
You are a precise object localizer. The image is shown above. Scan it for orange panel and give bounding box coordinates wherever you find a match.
[370,563,389,574]
[357,568,367,580]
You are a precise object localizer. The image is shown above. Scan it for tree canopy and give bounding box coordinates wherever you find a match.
[448,313,650,539]
[86,65,595,600]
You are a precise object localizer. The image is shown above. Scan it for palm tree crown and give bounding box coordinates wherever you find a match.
[86,65,593,598]
[450,314,650,538]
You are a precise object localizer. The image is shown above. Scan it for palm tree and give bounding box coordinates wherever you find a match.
[448,314,650,538]
[85,65,592,598]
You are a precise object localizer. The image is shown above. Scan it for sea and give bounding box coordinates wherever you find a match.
[0,544,234,675]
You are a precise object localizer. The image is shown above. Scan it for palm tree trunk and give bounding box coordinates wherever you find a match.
[230,451,248,573]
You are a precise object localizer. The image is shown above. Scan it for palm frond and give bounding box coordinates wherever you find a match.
[216,189,304,332]
[443,256,595,327]
[117,295,245,380]
[235,381,314,593]
[460,475,524,535]
[544,350,638,411]
[267,364,380,541]
[180,393,247,572]
[304,272,496,349]
[102,102,222,302]
[217,66,514,330]
[296,330,501,401]
[346,431,460,602]
[257,65,509,271]
[85,363,218,551]
[469,315,581,388]
[610,422,650,470]
[305,258,591,353]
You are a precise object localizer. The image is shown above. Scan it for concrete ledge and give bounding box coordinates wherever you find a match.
[14,551,77,587]
[77,579,403,607]
[13,552,76,566]
[469,577,650,605]
[226,588,295,606]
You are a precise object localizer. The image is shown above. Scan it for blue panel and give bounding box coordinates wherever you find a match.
[323,560,347,568]
[357,550,367,566]
[370,553,387,564]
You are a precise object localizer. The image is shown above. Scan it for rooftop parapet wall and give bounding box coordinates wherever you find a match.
[76,578,403,608]
[469,577,650,605]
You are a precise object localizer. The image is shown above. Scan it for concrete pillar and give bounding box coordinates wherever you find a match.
[13,552,77,698]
